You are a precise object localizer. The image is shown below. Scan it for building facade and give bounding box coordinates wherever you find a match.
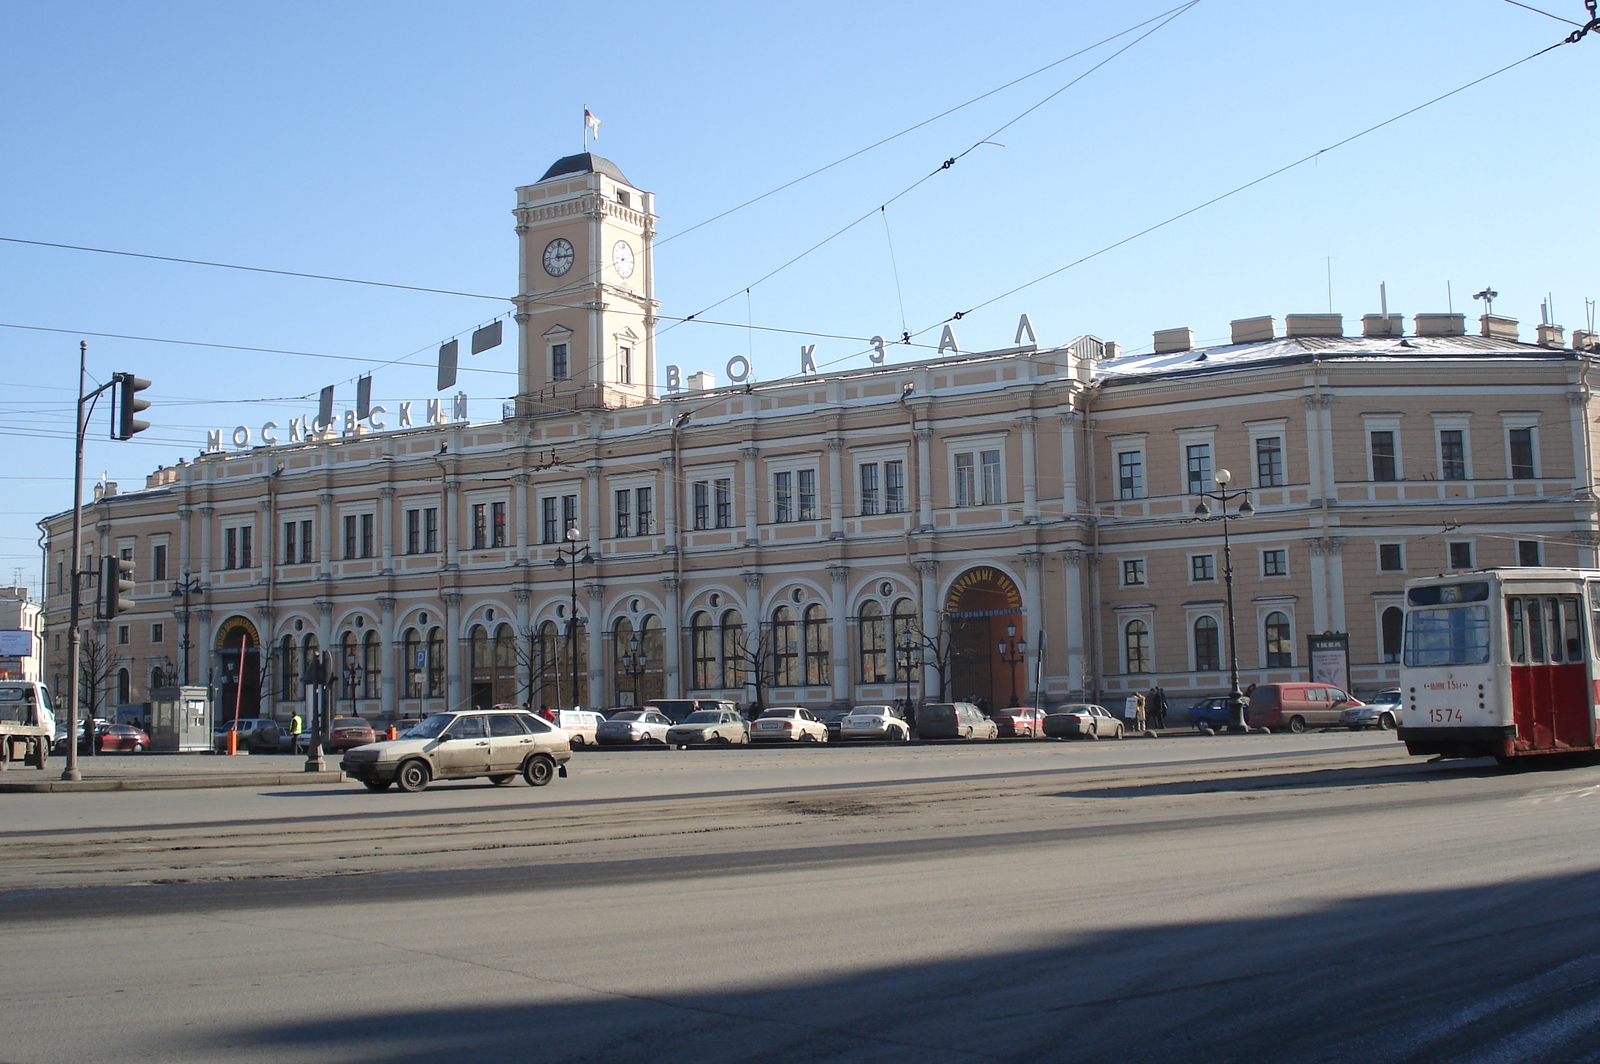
[38,155,1600,721]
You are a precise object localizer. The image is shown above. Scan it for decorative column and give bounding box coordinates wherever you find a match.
[197,505,215,583]
[1058,411,1081,517]
[915,428,935,530]
[253,604,276,710]
[585,582,605,708]
[1021,552,1043,700]
[378,486,395,574]
[514,474,531,564]
[661,456,679,554]
[512,588,532,704]
[1019,416,1039,522]
[1308,537,1346,633]
[196,607,215,685]
[442,592,462,709]
[740,446,760,546]
[258,499,276,572]
[444,481,461,569]
[1059,549,1088,698]
[742,571,764,701]
[913,559,939,697]
[827,564,850,706]
[586,466,603,556]
[317,493,334,580]
[377,595,398,719]
[312,598,333,675]
[178,505,194,578]
[662,576,682,696]
[827,437,845,539]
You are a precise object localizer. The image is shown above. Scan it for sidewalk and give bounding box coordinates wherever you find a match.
[0,752,343,793]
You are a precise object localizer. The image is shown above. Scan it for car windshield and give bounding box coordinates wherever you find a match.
[406,714,455,739]
[758,710,797,719]
[683,711,721,724]
[332,718,365,729]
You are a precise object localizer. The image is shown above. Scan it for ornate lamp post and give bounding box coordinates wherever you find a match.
[998,623,1027,707]
[620,634,645,705]
[897,629,919,719]
[169,572,206,685]
[551,526,592,709]
[1192,468,1254,733]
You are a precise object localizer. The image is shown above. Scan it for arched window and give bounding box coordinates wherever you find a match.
[468,624,491,707]
[691,611,715,690]
[1124,620,1150,674]
[426,627,445,698]
[149,666,164,694]
[859,601,886,683]
[803,604,830,686]
[613,617,638,702]
[402,628,422,698]
[772,606,798,686]
[362,629,382,699]
[282,634,300,697]
[493,623,517,705]
[720,610,744,689]
[1265,612,1293,668]
[892,599,918,682]
[116,667,130,705]
[301,634,320,694]
[340,631,360,700]
[535,620,561,707]
[1193,616,1220,672]
[640,615,665,702]
[1381,606,1403,664]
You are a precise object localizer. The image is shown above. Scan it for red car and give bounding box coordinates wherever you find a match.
[327,717,377,752]
[96,724,151,753]
[990,707,1047,738]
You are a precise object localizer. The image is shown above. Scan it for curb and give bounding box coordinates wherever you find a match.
[0,771,346,793]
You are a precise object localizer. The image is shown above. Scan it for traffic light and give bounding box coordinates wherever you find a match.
[101,556,135,619]
[113,372,151,440]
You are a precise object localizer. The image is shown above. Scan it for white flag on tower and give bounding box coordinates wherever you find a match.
[584,108,602,139]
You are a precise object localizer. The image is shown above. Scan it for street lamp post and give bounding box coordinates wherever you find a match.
[897,630,919,719]
[1192,468,1255,733]
[620,634,645,704]
[551,526,592,710]
[998,623,1027,708]
[169,572,205,685]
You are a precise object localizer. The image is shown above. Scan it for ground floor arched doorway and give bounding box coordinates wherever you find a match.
[945,566,1024,710]
[215,616,262,721]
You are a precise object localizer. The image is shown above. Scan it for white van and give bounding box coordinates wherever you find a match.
[554,709,607,747]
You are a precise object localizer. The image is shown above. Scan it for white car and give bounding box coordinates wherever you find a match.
[339,709,572,792]
[665,708,751,747]
[1043,704,1124,740]
[554,709,606,747]
[839,705,911,741]
[751,707,829,743]
[1342,689,1401,731]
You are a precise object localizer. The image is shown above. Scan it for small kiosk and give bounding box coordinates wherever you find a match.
[149,685,212,753]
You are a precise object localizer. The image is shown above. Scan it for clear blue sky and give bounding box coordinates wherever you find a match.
[3,0,1595,597]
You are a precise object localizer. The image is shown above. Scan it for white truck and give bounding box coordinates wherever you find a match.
[0,680,56,769]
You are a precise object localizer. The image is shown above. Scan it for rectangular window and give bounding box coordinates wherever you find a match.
[542,498,558,543]
[859,463,881,516]
[1255,436,1284,487]
[550,343,568,381]
[343,515,358,559]
[636,487,652,535]
[471,504,487,550]
[491,502,506,547]
[1186,443,1213,495]
[224,527,238,570]
[117,625,129,645]
[298,520,312,563]
[561,495,577,536]
[694,481,711,529]
[714,478,732,528]
[424,508,439,553]
[1448,541,1474,570]
[1122,559,1146,586]
[1509,427,1536,479]
[1379,543,1404,572]
[773,472,792,523]
[1117,451,1144,500]
[618,345,632,384]
[151,623,164,644]
[798,469,817,520]
[1371,431,1397,481]
[358,515,372,558]
[885,460,905,513]
[1440,430,1466,481]
[615,489,632,538]
[405,510,421,555]
[955,453,976,507]
[1517,539,1542,566]
[980,450,1002,505]
[1190,554,1215,581]
[1262,549,1288,577]
[152,543,168,581]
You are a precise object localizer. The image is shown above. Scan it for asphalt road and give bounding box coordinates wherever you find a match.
[6,731,1600,1063]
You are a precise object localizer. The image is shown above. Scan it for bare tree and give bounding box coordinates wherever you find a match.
[730,624,777,714]
[77,631,123,723]
[515,623,563,708]
[908,612,955,703]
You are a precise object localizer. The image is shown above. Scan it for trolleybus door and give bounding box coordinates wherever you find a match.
[1506,594,1593,751]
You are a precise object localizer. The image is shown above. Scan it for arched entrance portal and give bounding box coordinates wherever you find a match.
[215,616,262,722]
[945,567,1024,710]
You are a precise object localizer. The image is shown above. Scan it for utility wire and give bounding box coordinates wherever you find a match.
[1501,0,1583,26]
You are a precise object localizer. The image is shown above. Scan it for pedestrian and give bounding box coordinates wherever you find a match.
[1147,686,1168,730]
[1124,692,1145,732]
[290,710,304,740]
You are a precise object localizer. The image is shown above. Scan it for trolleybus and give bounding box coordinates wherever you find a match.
[1399,567,1600,764]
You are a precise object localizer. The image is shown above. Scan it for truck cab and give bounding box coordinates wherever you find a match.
[0,680,56,769]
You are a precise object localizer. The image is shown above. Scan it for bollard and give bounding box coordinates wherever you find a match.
[226,729,238,756]
[386,725,397,740]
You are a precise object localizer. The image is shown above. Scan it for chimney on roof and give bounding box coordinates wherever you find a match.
[1415,313,1466,337]
[1101,341,1121,361]
[1363,314,1404,338]
[1480,314,1519,341]
[687,371,714,392]
[1230,316,1275,344]
[1153,327,1194,354]
[1536,323,1566,349]
[1286,313,1343,338]
[1573,330,1599,353]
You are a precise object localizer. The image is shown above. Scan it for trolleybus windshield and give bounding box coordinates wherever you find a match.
[1404,604,1491,667]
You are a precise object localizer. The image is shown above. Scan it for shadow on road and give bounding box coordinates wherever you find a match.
[198,869,1600,1064]
[1053,759,1504,799]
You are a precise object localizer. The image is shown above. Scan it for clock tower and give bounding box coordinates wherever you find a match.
[512,154,657,413]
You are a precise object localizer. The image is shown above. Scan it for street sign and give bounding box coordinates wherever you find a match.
[1307,632,1350,692]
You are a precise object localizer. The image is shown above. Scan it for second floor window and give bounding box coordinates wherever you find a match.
[884,459,905,512]
[955,454,975,507]
[1117,451,1144,500]
[550,343,568,381]
[1191,554,1215,581]
[1262,549,1288,577]
[1255,436,1284,487]
[223,526,252,570]
[798,469,817,520]
[1440,430,1466,480]
[542,495,577,542]
[406,508,439,553]
[615,489,631,537]
[1379,543,1404,571]
[1508,427,1536,479]
[773,473,791,523]
[152,543,168,581]
[471,505,488,550]
[695,481,711,529]
[343,515,374,559]
[1186,443,1212,494]
[859,463,880,515]
[1371,431,1398,481]
[1122,559,1146,586]
[714,478,732,528]
[613,489,652,537]
[491,501,506,547]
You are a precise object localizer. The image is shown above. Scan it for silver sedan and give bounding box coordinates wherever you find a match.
[839,705,911,741]
[1043,704,1124,740]
[595,708,673,746]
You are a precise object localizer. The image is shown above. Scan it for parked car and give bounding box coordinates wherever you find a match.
[596,708,674,745]
[53,718,110,754]
[392,718,424,736]
[915,702,998,741]
[1043,704,1124,739]
[751,707,829,743]
[815,707,854,742]
[554,709,607,747]
[666,709,751,747]
[96,723,151,753]
[1185,697,1233,729]
[212,717,287,753]
[839,705,911,742]
[1247,683,1365,733]
[1343,689,1401,731]
[340,708,572,792]
[990,707,1048,738]
[644,699,738,724]
[327,717,377,752]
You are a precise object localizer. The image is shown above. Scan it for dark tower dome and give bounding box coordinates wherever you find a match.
[539,153,632,185]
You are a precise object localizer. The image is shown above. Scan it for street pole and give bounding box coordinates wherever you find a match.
[170,573,204,685]
[999,623,1026,708]
[1192,469,1255,733]
[552,526,591,710]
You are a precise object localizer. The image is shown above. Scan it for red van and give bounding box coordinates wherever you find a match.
[1246,683,1365,733]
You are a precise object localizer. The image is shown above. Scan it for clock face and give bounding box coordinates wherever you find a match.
[612,240,635,279]
[542,238,575,277]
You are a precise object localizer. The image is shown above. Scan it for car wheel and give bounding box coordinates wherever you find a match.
[1288,716,1307,734]
[131,742,144,753]
[394,760,431,793]
[800,732,816,743]
[523,754,556,787]
[1086,728,1099,740]
[1114,725,1124,739]
[362,779,393,792]
[715,735,731,746]
[488,774,516,786]
[1379,713,1396,730]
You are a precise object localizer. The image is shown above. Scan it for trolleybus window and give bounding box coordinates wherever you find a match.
[1404,603,1491,667]
[1506,596,1584,664]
